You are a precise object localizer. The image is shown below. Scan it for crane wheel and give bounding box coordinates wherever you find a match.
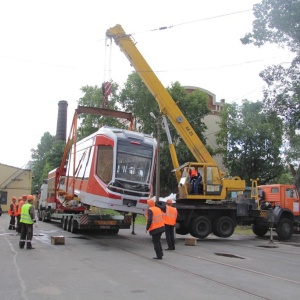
[252,225,269,237]
[176,226,190,235]
[190,216,212,239]
[213,216,235,238]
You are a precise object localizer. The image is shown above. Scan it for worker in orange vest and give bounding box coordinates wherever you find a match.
[16,196,25,234]
[145,198,165,259]
[156,199,178,250]
[8,196,17,230]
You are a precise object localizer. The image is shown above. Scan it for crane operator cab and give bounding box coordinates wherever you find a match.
[176,162,226,201]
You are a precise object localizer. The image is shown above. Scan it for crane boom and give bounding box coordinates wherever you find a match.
[106,24,216,166]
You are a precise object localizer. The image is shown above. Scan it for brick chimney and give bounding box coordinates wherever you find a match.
[55,100,68,142]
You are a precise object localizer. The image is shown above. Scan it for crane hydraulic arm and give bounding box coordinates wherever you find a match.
[106,24,216,166]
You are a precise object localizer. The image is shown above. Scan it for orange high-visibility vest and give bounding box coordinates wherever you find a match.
[163,205,178,225]
[8,203,17,216]
[147,207,164,232]
[17,200,25,215]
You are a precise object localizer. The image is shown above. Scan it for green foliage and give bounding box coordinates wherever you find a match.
[31,132,56,193]
[217,100,284,185]
[77,84,125,140]
[241,0,300,187]
[119,72,160,133]
[241,0,300,52]
[276,170,293,184]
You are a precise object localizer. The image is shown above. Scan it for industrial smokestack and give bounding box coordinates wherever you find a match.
[56,100,68,142]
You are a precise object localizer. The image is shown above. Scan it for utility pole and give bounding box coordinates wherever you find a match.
[156,116,161,201]
[150,113,161,201]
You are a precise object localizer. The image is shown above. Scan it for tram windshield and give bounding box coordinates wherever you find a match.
[115,140,153,184]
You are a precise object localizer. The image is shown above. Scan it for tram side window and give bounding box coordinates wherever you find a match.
[96,145,113,184]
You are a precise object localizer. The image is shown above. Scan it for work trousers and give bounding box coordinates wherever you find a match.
[165,224,175,250]
[16,215,21,233]
[19,223,34,249]
[9,216,16,229]
[151,232,163,259]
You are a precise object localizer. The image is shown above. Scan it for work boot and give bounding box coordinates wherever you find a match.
[26,242,35,250]
[19,241,25,249]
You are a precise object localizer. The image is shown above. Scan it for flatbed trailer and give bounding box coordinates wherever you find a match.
[38,208,131,234]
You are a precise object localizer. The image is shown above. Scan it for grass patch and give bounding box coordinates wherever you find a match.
[234,225,253,235]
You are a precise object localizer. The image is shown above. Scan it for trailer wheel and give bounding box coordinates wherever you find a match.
[214,216,235,238]
[67,219,72,232]
[190,216,212,239]
[70,219,79,234]
[252,225,269,237]
[63,218,68,231]
[42,211,47,222]
[277,218,293,240]
[110,229,119,235]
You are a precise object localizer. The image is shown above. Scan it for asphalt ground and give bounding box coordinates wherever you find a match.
[1,212,300,300]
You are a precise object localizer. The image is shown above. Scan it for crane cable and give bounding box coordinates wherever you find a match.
[102,37,113,109]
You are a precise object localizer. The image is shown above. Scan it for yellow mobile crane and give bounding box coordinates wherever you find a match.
[106,25,270,239]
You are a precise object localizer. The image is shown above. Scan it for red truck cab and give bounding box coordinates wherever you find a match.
[258,184,300,217]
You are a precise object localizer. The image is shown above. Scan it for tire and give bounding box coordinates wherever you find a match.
[190,216,212,239]
[42,211,47,222]
[212,220,221,237]
[70,219,79,234]
[214,216,235,238]
[277,218,293,240]
[110,229,119,235]
[252,225,269,237]
[63,218,68,231]
[176,226,190,235]
[38,211,42,221]
[67,219,72,232]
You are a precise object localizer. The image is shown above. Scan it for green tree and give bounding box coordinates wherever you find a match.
[241,0,300,186]
[217,100,284,185]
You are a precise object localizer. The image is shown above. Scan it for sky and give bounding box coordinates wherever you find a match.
[0,0,294,169]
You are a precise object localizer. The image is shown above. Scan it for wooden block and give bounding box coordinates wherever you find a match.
[185,238,197,246]
[51,236,65,245]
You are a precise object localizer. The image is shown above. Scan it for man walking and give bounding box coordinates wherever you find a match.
[19,195,36,250]
[146,198,165,260]
[163,199,178,250]
[8,196,17,230]
[156,199,178,250]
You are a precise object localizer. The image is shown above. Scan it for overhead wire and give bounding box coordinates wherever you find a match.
[124,9,254,36]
